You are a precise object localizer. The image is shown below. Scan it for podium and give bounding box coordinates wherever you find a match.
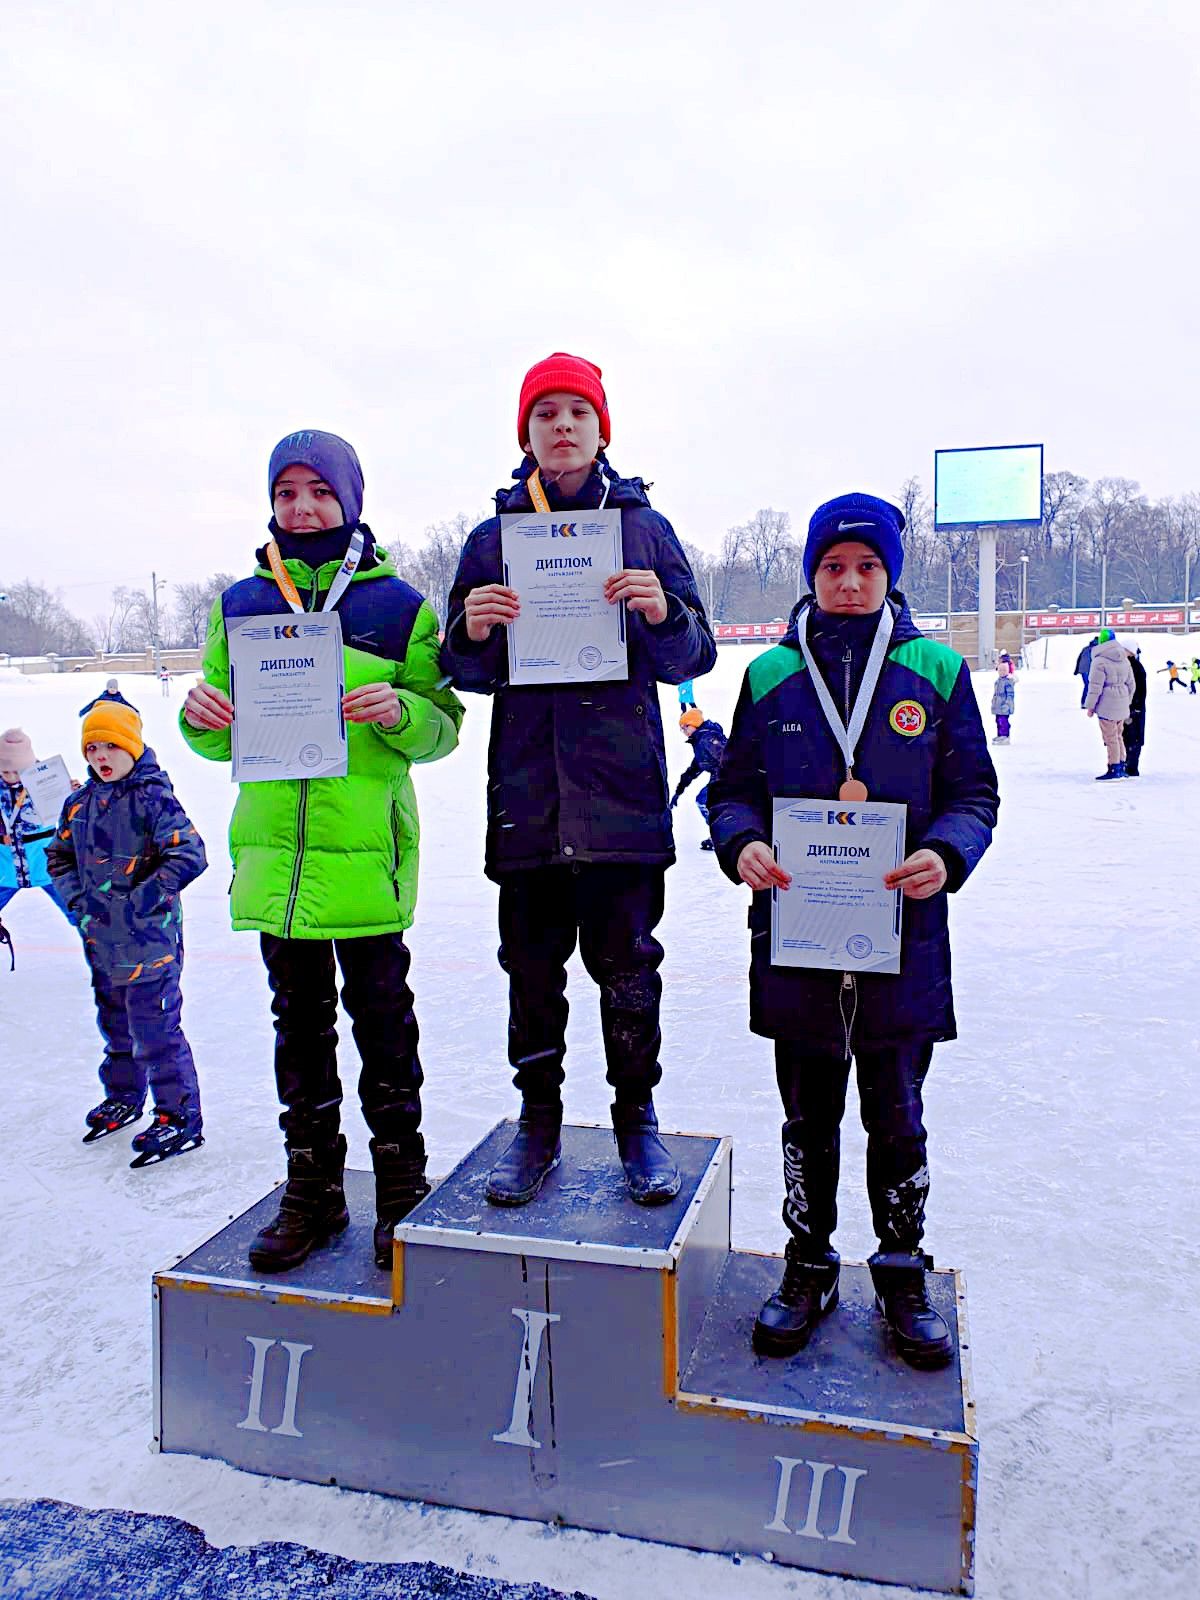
[154,1123,977,1593]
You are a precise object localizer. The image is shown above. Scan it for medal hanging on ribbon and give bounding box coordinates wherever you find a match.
[265,527,366,615]
[527,469,551,514]
[526,466,612,515]
[797,605,895,802]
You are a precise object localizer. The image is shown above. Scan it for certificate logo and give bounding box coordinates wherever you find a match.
[846,934,874,959]
[298,744,323,768]
[551,523,578,537]
[577,645,603,670]
[889,700,926,737]
[275,624,300,639]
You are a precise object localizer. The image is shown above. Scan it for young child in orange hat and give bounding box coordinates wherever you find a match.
[48,698,208,1163]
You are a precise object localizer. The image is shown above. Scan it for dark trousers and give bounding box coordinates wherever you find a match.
[774,1038,935,1258]
[259,932,423,1150]
[497,863,665,1105]
[92,959,200,1119]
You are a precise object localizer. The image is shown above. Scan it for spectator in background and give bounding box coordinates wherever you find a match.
[1124,648,1147,777]
[1157,660,1185,691]
[1084,628,1136,780]
[990,660,1015,744]
[1074,636,1098,708]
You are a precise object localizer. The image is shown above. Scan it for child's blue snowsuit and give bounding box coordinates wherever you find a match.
[0,779,71,919]
[47,750,208,1120]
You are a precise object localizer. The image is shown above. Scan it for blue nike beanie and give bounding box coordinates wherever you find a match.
[268,430,364,527]
[804,492,906,590]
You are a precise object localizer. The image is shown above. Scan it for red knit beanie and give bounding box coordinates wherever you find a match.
[517,353,611,450]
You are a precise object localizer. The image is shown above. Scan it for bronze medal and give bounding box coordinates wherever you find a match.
[839,777,869,802]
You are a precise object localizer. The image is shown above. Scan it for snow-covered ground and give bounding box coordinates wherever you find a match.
[2,632,1198,1600]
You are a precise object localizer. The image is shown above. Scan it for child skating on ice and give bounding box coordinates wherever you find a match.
[990,656,1015,743]
[48,699,208,1163]
[670,708,727,847]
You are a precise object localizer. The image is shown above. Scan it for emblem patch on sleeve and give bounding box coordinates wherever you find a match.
[889,700,927,737]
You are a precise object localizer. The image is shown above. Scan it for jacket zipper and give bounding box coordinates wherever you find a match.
[840,971,858,1061]
[283,781,308,935]
[839,639,863,1057]
[842,645,852,726]
[282,568,316,936]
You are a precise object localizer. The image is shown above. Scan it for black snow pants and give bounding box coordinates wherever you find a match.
[496,863,666,1106]
[260,932,423,1151]
[773,1038,936,1260]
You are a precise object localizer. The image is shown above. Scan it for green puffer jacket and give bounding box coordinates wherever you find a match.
[180,540,463,939]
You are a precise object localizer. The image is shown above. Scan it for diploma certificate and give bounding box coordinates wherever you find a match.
[228,613,347,783]
[19,756,73,827]
[501,510,627,686]
[771,797,907,973]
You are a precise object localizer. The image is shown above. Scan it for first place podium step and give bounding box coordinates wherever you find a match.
[155,1121,977,1594]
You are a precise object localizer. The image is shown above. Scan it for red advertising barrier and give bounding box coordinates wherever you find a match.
[1026,609,1186,629]
[714,621,788,641]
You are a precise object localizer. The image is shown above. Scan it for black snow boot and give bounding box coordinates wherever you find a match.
[372,1135,431,1269]
[485,1103,563,1207]
[248,1135,350,1274]
[753,1242,840,1357]
[869,1251,954,1369]
[611,1099,681,1205]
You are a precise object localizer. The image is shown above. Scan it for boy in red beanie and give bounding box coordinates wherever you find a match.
[441,353,716,1206]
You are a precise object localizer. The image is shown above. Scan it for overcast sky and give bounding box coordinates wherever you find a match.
[4,0,1198,618]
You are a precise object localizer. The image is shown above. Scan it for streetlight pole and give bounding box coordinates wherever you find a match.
[1070,527,1078,608]
[1019,553,1029,662]
[1099,550,1107,633]
[946,553,953,653]
[150,572,168,679]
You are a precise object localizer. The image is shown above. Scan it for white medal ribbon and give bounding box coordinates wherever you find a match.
[798,603,894,781]
[267,526,366,615]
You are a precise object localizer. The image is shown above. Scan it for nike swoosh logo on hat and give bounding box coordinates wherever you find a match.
[838,520,875,531]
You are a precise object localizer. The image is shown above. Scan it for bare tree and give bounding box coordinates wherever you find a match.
[0,580,91,656]
[743,507,793,593]
[388,514,480,626]
[713,524,746,619]
[91,586,144,654]
[172,574,236,647]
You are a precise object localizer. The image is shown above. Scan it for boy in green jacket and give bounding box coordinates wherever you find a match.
[182,430,463,1271]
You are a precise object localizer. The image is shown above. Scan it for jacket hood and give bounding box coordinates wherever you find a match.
[1094,638,1128,663]
[495,453,651,514]
[782,591,922,649]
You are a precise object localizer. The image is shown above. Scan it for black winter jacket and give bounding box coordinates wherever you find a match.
[672,720,727,802]
[707,595,998,1049]
[440,457,716,879]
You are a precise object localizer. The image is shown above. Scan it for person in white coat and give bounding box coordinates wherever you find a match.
[1083,628,1136,779]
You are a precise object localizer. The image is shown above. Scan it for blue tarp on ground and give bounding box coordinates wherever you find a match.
[0,1499,597,1600]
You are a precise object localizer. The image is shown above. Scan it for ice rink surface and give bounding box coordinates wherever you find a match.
[1,629,1198,1600]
